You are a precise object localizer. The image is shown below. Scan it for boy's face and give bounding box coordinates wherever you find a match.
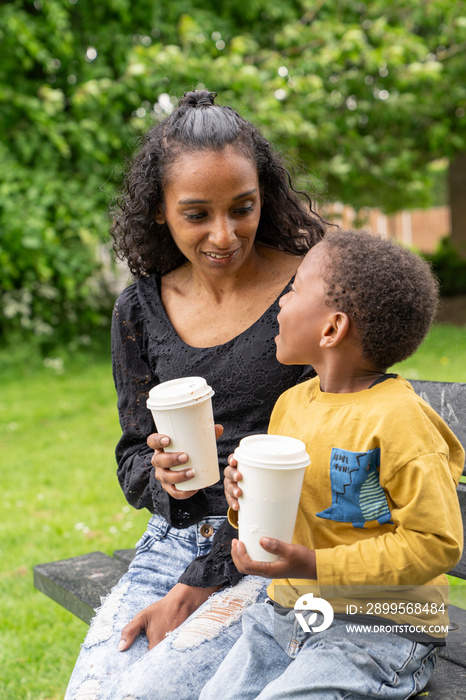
[275,243,331,366]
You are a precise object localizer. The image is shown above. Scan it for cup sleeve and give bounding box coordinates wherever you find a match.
[227,507,239,529]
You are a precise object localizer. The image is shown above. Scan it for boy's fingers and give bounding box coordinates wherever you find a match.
[224,478,242,500]
[224,464,242,483]
[231,538,248,566]
[259,537,285,554]
[231,539,270,576]
[231,538,246,557]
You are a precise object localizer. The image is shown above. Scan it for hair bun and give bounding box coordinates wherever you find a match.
[180,90,217,107]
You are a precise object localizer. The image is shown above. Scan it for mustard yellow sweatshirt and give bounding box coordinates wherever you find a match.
[267,376,464,638]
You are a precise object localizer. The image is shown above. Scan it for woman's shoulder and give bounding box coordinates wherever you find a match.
[114,274,161,316]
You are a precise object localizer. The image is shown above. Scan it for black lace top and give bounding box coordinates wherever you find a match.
[111,273,315,587]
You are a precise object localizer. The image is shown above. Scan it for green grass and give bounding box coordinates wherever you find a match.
[0,345,148,699]
[0,321,465,698]
[391,322,466,383]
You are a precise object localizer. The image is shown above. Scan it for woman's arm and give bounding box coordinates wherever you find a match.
[112,290,162,512]
[178,519,245,587]
[113,290,213,518]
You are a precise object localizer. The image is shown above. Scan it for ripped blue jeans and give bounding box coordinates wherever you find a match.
[64,513,268,700]
[200,602,439,700]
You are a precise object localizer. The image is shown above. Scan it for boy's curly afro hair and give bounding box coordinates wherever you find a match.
[320,230,439,369]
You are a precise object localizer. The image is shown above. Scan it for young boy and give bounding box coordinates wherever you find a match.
[199,230,464,700]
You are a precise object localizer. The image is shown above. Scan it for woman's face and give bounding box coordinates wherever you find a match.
[158,146,261,276]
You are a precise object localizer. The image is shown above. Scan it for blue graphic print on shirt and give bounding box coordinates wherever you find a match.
[316,447,392,528]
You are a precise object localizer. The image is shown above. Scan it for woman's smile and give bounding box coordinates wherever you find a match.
[203,249,240,263]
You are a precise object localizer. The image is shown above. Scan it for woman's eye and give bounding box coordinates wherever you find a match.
[185,211,207,221]
[234,204,254,215]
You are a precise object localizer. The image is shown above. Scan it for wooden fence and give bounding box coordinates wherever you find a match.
[320,203,450,253]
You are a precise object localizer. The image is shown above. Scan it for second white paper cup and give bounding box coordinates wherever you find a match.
[234,434,310,562]
[146,377,220,491]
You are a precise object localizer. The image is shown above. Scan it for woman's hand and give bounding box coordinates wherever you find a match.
[118,582,220,651]
[231,538,316,580]
[224,457,242,511]
[148,425,223,500]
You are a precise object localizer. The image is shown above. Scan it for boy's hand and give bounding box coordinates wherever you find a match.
[231,538,317,580]
[224,458,242,511]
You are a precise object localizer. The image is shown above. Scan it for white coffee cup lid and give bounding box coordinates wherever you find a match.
[234,434,310,469]
[147,377,214,410]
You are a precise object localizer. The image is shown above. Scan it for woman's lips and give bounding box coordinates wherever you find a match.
[203,250,239,262]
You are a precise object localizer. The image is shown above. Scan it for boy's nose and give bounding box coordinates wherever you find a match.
[279,292,290,307]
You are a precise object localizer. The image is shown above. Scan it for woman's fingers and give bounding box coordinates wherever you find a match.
[151,449,189,471]
[147,432,171,451]
[147,425,224,499]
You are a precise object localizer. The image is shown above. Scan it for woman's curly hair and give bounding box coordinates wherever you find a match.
[320,230,439,369]
[110,89,326,277]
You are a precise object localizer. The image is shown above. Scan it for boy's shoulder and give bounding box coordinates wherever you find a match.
[273,374,455,436]
[275,375,320,405]
[274,374,415,406]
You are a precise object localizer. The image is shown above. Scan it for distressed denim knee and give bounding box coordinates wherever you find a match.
[65,515,268,700]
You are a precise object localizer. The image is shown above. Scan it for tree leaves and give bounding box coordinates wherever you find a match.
[1,0,465,344]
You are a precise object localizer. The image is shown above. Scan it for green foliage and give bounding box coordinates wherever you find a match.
[1,0,466,346]
[424,237,466,296]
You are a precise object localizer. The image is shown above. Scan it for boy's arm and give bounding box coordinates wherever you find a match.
[316,451,463,587]
[226,453,463,585]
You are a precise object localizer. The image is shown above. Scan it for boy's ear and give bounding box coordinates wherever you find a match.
[319,312,350,348]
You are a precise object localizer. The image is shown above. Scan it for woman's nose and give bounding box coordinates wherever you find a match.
[209,216,236,248]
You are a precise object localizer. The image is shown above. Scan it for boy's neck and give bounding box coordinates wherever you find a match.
[316,361,389,394]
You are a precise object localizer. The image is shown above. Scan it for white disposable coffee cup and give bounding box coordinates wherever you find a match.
[233,434,310,562]
[146,377,220,491]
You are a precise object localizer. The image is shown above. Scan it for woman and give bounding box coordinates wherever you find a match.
[65,89,326,700]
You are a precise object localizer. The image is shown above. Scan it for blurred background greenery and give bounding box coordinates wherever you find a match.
[1,0,466,352]
[1,1,466,697]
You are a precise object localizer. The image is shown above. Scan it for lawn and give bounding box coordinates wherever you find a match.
[0,344,149,699]
[0,321,465,699]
